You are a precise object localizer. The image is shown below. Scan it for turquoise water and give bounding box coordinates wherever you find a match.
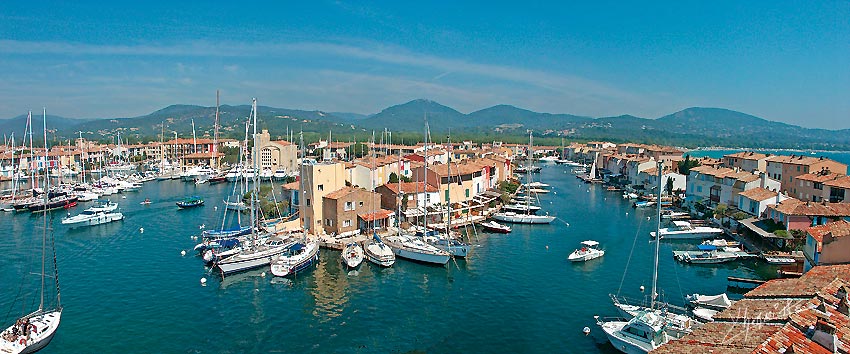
[0,168,780,353]
[686,149,850,166]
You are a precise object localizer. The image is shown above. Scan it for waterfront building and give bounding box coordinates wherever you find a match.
[254,129,297,174]
[301,161,347,235]
[765,155,848,195]
[321,186,386,236]
[639,166,685,194]
[722,151,770,173]
[736,187,790,217]
[411,158,498,204]
[375,181,439,213]
[804,220,850,271]
[652,264,850,353]
[764,198,850,231]
[825,175,850,203]
[686,165,780,208]
[794,169,844,202]
[345,155,399,191]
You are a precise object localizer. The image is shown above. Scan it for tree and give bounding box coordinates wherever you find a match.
[665,177,674,196]
[678,154,700,175]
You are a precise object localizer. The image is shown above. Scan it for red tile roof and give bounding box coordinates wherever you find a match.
[358,209,393,222]
[381,182,438,194]
[807,220,850,244]
[739,187,779,202]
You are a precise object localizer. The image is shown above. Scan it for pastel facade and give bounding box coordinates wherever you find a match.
[804,220,850,271]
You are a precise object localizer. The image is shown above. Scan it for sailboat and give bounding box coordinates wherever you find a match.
[423,136,470,257]
[270,132,319,277]
[492,132,555,224]
[340,242,365,269]
[0,109,63,354]
[215,98,292,277]
[363,141,396,267]
[596,161,695,353]
[383,118,451,265]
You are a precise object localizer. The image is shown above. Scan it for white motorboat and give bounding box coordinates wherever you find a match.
[480,220,512,233]
[595,311,671,354]
[341,242,364,269]
[501,203,541,214]
[673,250,738,264]
[85,200,118,213]
[650,220,724,240]
[691,307,718,322]
[491,211,555,224]
[764,256,796,265]
[538,155,559,163]
[61,209,124,227]
[383,234,450,265]
[686,293,733,311]
[270,240,320,277]
[364,233,395,267]
[661,210,689,220]
[568,240,605,262]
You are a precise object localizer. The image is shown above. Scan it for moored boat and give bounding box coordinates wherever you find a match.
[568,240,605,262]
[270,240,320,277]
[364,233,395,267]
[341,242,365,269]
[480,220,511,233]
[176,196,204,209]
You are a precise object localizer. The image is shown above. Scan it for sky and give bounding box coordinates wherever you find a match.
[0,1,848,128]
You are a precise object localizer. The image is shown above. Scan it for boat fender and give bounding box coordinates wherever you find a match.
[30,324,37,333]
[19,338,26,345]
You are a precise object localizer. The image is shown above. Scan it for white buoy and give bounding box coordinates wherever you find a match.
[647,216,651,220]
[181,250,187,256]
[199,224,205,230]
[583,326,591,335]
[261,272,266,277]
[545,245,549,250]
[625,212,629,216]
[139,227,144,233]
[200,277,207,286]
[214,206,218,210]
[566,222,570,226]
[639,285,645,292]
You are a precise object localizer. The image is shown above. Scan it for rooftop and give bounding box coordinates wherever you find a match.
[724,151,770,160]
[807,220,850,244]
[738,187,779,202]
[768,198,850,217]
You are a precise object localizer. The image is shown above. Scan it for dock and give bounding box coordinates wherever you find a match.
[727,276,766,285]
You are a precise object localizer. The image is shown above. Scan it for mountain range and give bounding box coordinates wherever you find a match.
[1,99,847,150]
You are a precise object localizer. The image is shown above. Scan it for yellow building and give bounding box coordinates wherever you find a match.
[302,162,347,235]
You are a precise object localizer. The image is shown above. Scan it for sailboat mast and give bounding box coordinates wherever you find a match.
[79,131,86,184]
[213,90,219,169]
[250,99,258,237]
[650,160,663,309]
[191,119,197,155]
[446,135,451,232]
[28,111,35,188]
[423,115,429,231]
[40,108,48,312]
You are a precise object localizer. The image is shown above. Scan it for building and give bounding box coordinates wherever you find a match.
[825,175,850,203]
[321,186,386,237]
[686,165,780,207]
[723,151,770,173]
[375,181,439,213]
[301,162,347,235]
[640,166,686,194]
[794,170,844,202]
[765,198,850,231]
[804,220,850,271]
[652,264,850,354]
[345,155,399,191]
[737,187,790,217]
[254,129,297,174]
[765,155,848,195]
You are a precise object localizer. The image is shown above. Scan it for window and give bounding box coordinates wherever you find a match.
[696,186,702,193]
[325,219,332,226]
[359,201,364,207]
[343,220,351,227]
[445,190,450,202]
[797,166,800,172]
[306,198,311,206]
[318,184,324,191]
[465,189,470,198]
[344,201,354,211]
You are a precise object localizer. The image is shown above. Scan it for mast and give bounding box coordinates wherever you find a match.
[28,111,35,189]
[79,131,86,184]
[213,90,220,169]
[40,108,48,311]
[446,134,451,232]
[650,159,663,309]
[423,115,429,231]
[191,119,197,155]
[250,98,258,239]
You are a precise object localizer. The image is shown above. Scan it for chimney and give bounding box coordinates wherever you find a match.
[776,192,782,205]
[760,172,768,188]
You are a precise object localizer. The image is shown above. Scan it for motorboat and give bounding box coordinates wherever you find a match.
[480,220,511,233]
[764,256,796,265]
[176,196,204,209]
[364,233,396,267]
[272,169,287,181]
[491,211,555,224]
[270,240,320,277]
[650,220,724,240]
[686,293,733,311]
[383,234,450,265]
[673,250,738,264]
[568,240,605,262]
[501,203,541,214]
[61,209,124,227]
[633,200,656,208]
[595,311,671,353]
[341,242,364,269]
[691,307,718,323]
[85,200,118,213]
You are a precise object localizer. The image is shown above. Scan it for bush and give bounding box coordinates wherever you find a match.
[498,180,520,194]
[732,212,749,220]
[773,230,789,238]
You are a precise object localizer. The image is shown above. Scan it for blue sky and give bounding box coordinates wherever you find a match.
[1,1,847,128]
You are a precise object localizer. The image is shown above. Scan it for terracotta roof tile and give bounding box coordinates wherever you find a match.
[724,151,770,160]
[768,199,850,217]
[807,220,850,244]
[825,175,850,189]
[739,187,779,202]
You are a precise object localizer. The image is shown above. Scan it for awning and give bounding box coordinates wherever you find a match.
[358,209,394,222]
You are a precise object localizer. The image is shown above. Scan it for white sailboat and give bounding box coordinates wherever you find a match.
[423,135,470,257]
[216,98,291,276]
[597,161,695,353]
[364,142,396,267]
[1,110,63,354]
[493,132,555,224]
[341,242,365,269]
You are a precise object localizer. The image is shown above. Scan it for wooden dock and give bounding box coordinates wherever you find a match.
[727,276,766,285]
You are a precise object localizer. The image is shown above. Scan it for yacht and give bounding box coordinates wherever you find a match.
[270,240,320,277]
[61,209,124,227]
[595,311,671,353]
[568,240,605,262]
[383,233,450,265]
[216,236,293,275]
[340,242,365,269]
[364,233,395,267]
[491,211,555,224]
[650,220,724,240]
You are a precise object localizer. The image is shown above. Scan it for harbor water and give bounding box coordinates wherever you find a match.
[0,166,782,353]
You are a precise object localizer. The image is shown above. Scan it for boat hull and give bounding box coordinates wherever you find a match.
[216,246,288,276]
[491,213,555,224]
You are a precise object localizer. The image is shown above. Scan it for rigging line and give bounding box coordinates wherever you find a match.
[616,215,645,296]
